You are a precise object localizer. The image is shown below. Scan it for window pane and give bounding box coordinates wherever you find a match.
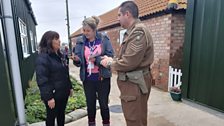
[18,18,30,57]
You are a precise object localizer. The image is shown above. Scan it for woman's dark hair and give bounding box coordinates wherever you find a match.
[119,1,139,19]
[39,31,59,53]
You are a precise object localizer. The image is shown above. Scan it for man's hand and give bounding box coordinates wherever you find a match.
[48,98,55,109]
[101,55,113,68]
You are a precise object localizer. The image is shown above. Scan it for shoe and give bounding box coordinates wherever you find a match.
[88,121,95,126]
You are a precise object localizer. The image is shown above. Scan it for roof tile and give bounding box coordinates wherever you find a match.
[71,0,187,37]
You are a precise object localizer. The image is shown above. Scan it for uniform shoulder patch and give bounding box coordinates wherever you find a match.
[133,30,144,41]
[136,35,141,41]
[129,29,145,51]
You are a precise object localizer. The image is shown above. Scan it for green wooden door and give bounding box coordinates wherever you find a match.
[183,0,224,111]
[0,20,16,125]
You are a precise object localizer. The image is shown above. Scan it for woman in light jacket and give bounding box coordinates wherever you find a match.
[71,16,114,126]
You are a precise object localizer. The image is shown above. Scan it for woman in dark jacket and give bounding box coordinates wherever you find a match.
[36,31,72,126]
[71,16,114,126]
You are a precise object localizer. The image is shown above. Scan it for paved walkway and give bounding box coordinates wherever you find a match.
[67,62,224,126]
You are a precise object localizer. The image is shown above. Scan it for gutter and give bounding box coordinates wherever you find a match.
[2,0,27,125]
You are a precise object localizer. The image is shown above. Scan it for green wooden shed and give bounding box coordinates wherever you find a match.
[0,0,37,125]
[183,0,224,112]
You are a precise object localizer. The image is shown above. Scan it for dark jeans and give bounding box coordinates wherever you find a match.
[44,96,69,126]
[83,78,111,123]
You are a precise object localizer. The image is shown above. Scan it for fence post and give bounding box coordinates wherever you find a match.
[176,69,182,88]
[168,66,182,91]
[168,66,172,91]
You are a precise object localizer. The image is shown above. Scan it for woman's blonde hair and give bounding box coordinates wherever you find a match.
[82,16,100,30]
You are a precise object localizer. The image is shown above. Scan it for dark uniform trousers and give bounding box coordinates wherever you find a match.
[117,73,152,126]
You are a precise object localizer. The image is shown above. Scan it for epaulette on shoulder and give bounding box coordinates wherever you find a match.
[134,23,148,34]
[136,23,147,30]
[133,30,144,34]
[135,23,145,28]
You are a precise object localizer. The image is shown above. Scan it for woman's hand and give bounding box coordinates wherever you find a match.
[70,54,80,62]
[48,98,55,109]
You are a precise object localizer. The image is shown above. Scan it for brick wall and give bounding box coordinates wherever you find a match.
[104,28,121,56]
[170,13,185,69]
[141,14,172,90]
[71,13,185,91]
[107,14,185,91]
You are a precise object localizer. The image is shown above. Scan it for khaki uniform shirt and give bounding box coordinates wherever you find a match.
[112,19,154,72]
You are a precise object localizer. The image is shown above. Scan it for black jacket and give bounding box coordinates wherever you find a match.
[35,52,72,101]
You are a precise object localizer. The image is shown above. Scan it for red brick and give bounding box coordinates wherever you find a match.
[72,13,185,91]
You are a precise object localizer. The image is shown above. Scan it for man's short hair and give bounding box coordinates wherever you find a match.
[119,1,139,18]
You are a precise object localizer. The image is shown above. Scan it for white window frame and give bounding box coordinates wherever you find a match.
[30,31,35,53]
[35,35,39,51]
[18,18,30,58]
[119,29,127,45]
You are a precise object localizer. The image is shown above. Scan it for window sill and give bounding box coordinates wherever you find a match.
[23,53,30,58]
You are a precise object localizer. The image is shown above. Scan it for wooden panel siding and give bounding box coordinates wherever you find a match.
[11,0,38,92]
[183,0,224,112]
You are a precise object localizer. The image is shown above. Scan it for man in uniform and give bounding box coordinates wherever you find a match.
[101,1,154,126]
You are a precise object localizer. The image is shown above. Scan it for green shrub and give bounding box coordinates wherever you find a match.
[65,77,86,113]
[25,80,46,123]
[25,76,86,123]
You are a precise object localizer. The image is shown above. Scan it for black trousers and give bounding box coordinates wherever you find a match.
[83,78,111,123]
[44,96,69,126]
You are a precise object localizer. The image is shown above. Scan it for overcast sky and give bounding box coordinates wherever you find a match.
[30,0,126,43]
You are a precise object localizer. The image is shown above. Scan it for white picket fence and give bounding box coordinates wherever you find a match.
[168,66,182,91]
